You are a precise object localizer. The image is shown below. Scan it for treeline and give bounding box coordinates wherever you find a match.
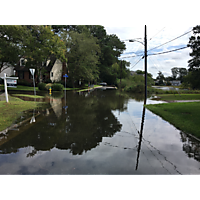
[52,25,130,87]
[0,25,130,87]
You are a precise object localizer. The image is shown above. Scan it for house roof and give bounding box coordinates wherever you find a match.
[14,55,57,72]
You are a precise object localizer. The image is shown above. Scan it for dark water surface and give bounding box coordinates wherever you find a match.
[0,89,200,174]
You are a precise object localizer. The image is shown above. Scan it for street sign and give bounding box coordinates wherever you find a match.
[63,74,68,78]
[29,68,35,76]
[7,79,17,88]
[29,68,36,96]
[1,76,18,88]
[1,74,18,102]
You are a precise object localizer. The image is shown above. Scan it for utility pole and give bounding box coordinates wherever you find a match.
[120,60,122,90]
[144,25,147,105]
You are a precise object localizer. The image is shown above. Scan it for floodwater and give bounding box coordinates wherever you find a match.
[0,89,200,175]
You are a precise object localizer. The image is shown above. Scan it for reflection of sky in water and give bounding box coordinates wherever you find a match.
[0,91,200,174]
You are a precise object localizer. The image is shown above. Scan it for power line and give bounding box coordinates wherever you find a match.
[149,27,165,41]
[148,46,188,56]
[147,29,192,52]
[130,56,144,69]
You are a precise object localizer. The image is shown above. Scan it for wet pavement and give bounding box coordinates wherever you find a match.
[0,89,200,174]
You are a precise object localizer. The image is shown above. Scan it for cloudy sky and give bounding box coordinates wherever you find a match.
[105,25,195,78]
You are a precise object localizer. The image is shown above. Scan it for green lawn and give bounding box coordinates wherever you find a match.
[0,85,39,91]
[0,96,43,132]
[146,102,200,138]
[11,94,45,98]
[155,94,200,101]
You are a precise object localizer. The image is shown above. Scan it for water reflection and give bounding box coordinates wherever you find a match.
[180,131,200,162]
[0,90,200,174]
[135,106,146,170]
[0,90,128,156]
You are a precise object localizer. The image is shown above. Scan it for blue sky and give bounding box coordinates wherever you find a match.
[105,25,195,78]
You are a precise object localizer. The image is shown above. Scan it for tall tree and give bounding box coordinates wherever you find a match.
[61,30,100,87]
[171,67,179,80]
[187,25,200,71]
[0,25,25,73]
[22,25,67,82]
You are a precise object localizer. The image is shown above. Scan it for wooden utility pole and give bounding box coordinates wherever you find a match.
[144,25,147,105]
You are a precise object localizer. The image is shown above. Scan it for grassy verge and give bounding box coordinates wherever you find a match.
[11,94,45,98]
[0,85,39,91]
[153,94,200,101]
[145,102,200,138]
[0,96,43,132]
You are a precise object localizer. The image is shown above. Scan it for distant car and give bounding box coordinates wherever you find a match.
[99,82,107,86]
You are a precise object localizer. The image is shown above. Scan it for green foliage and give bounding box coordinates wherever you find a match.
[187,25,200,70]
[17,79,32,86]
[0,25,26,73]
[61,29,100,86]
[117,72,154,93]
[45,83,53,90]
[182,70,200,89]
[38,82,46,90]
[51,83,64,91]
[38,82,63,91]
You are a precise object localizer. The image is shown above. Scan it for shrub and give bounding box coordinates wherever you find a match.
[38,83,46,90]
[45,83,53,90]
[18,79,32,86]
[52,83,64,91]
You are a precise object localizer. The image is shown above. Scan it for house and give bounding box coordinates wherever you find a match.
[14,56,67,84]
[170,80,181,86]
[0,63,15,77]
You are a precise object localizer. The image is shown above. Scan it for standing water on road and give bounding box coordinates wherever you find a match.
[0,89,200,174]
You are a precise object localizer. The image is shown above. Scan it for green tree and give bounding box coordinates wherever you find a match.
[156,71,165,85]
[52,25,126,85]
[0,25,25,73]
[171,67,179,80]
[22,25,67,83]
[187,25,200,70]
[61,30,100,87]
[186,25,200,89]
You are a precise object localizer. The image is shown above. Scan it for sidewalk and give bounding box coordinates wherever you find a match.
[166,100,200,103]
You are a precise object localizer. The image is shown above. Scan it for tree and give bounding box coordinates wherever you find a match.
[156,71,165,85]
[22,25,67,83]
[187,25,200,70]
[171,67,179,80]
[178,68,188,82]
[52,25,126,85]
[0,25,25,73]
[186,25,200,89]
[61,30,100,87]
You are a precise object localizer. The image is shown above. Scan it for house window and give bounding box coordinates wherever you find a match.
[51,72,53,77]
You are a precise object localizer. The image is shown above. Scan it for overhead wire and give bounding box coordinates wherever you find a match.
[147,29,192,52]
[149,27,165,41]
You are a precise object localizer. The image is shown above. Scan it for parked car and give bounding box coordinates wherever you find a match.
[99,82,107,86]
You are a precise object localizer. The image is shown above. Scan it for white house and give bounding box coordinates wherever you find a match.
[0,63,15,77]
[170,80,181,86]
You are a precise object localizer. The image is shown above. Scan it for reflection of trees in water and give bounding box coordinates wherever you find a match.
[0,90,129,156]
[180,131,200,162]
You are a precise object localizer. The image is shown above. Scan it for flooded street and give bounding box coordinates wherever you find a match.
[0,89,200,174]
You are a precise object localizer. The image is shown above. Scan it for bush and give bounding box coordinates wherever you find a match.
[45,83,53,90]
[18,79,32,87]
[52,83,64,91]
[38,83,46,90]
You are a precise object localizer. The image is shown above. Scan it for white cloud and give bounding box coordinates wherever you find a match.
[105,25,195,78]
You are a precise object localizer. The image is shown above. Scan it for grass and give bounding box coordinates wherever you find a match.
[0,96,44,132]
[153,94,200,101]
[11,94,45,98]
[0,85,39,91]
[146,102,200,138]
